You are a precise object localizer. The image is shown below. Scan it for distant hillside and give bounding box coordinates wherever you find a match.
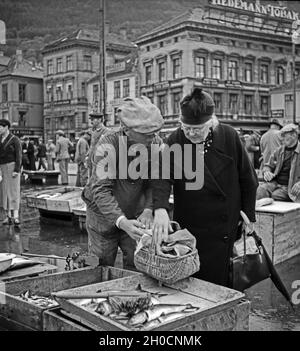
[0,0,299,63]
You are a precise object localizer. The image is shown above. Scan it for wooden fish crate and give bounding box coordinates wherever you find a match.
[255,201,300,264]
[26,186,69,209]
[0,266,138,331]
[46,189,84,213]
[54,274,249,331]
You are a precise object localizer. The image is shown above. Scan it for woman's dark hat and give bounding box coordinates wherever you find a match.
[180,88,215,125]
[0,119,11,128]
[270,118,282,129]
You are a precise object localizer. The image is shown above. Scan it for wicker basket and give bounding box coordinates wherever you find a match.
[134,223,200,285]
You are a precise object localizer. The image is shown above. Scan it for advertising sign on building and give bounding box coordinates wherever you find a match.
[271,109,284,119]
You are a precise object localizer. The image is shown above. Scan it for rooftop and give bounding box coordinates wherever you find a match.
[43,28,137,52]
[0,52,43,79]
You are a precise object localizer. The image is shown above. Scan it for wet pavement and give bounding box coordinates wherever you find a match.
[0,180,300,331]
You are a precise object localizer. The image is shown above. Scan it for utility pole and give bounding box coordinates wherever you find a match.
[292,20,300,125]
[99,0,106,122]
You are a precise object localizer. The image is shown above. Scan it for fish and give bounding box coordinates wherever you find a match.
[145,304,193,322]
[142,319,162,330]
[158,312,188,324]
[128,311,148,326]
[95,301,113,316]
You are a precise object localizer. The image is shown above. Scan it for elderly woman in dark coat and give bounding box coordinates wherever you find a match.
[0,119,22,226]
[151,88,258,287]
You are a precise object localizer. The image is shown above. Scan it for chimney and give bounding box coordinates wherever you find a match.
[16,49,22,63]
[120,29,127,40]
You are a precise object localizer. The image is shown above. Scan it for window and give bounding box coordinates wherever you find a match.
[160,41,164,48]
[260,64,269,83]
[114,81,121,99]
[69,116,75,130]
[174,37,178,43]
[212,59,222,79]
[45,118,50,129]
[56,58,63,73]
[213,93,222,113]
[18,111,26,127]
[277,66,285,85]
[66,55,73,71]
[2,111,8,120]
[146,46,150,52]
[1,84,8,102]
[82,112,87,124]
[157,94,168,116]
[93,84,99,102]
[172,58,181,79]
[19,84,26,102]
[145,65,152,85]
[46,85,53,102]
[172,92,182,114]
[229,94,238,114]
[123,79,130,98]
[158,61,166,82]
[67,84,73,100]
[228,60,238,81]
[47,59,53,75]
[56,86,63,100]
[244,95,253,114]
[195,57,206,79]
[81,82,86,98]
[260,96,269,115]
[84,55,92,71]
[244,62,253,82]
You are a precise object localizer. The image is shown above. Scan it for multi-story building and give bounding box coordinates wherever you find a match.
[87,52,139,127]
[270,77,300,124]
[42,28,136,141]
[136,0,300,133]
[0,50,44,137]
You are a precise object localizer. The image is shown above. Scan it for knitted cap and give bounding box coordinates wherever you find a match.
[118,96,164,134]
[280,123,298,136]
[180,88,215,125]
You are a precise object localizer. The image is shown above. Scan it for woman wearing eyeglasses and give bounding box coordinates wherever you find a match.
[151,88,259,287]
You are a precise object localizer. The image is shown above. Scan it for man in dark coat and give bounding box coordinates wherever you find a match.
[152,88,258,287]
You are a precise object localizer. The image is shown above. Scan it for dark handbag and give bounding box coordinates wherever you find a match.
[230,211,270,292]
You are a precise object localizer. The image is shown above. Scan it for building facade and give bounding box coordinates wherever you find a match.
[0,50,44,137]
[136,0,300,133]
[270,77,300,124]
[87,53,139,127]
[42,28,136,141]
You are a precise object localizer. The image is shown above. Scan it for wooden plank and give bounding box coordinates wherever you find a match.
[256,201,300,214]
[43,309,92,331]
[54,275,245,331]
[0,263,57,282]
[173,300,250,331]
[0,313,37,331]
[254,213,274,260]
[47,191,84,212]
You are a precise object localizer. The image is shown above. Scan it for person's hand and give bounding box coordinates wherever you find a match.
[12,172,19,178]
[263,171,275,182]
[152,208,172,254]
[137,209,153,229]
[119,218,146,241]
[291,182,300,197]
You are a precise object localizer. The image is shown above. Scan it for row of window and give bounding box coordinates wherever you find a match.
[46,83,75,102]
[147,92,270,116]
[46,55,93,75]
[1,83,27,103]
[45,116,76,130]
[144,57,287,85]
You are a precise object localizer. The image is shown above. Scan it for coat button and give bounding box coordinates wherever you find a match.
[223,236,229,243]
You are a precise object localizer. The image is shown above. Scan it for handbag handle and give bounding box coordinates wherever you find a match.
[240,211,249,261]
